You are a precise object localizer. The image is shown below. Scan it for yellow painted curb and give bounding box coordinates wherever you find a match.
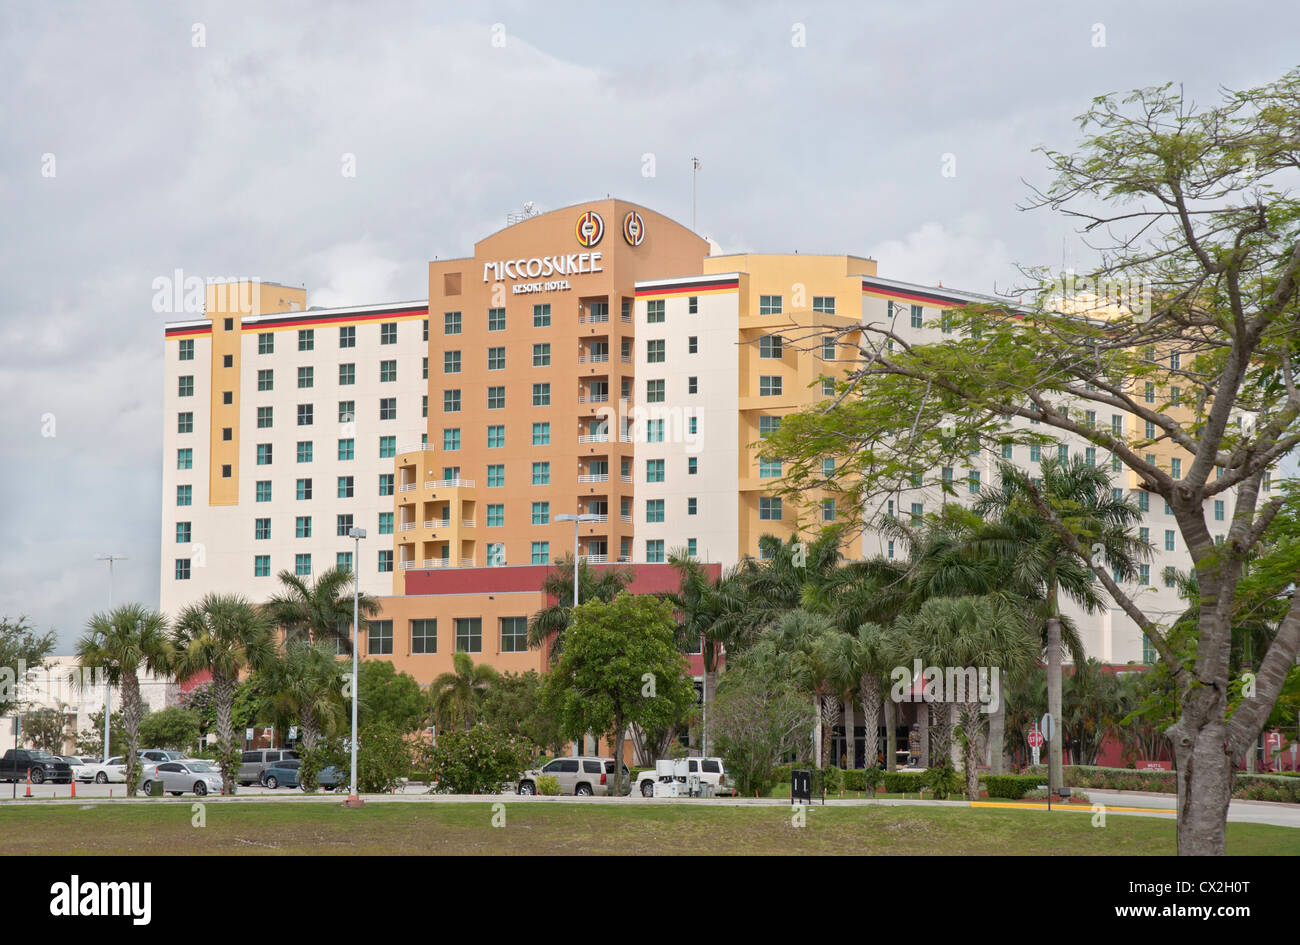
[971,801,1172,814]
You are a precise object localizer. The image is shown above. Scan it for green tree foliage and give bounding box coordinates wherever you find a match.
[430,652,498,733]
[543,592,695,795]
[137,706,200,754]
[21,706,69,752]
[264,566,379,653]
[354,721,413,793]
[527,556,635,663]
[710,656,817,797]
[0,616,56,717]
[263,642,347,790]
[75,710,124,758]
[423,723,534,794]
[356,659,427,733]
[479,670,561,752]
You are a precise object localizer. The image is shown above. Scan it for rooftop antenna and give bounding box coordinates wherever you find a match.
[507,201,539,226]
[691,157,702,232]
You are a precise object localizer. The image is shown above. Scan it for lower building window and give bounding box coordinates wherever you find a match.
[500,617,527,653]
[174,559,191,580]
[455,617,482,653]
[368,620,393,655]
[412,619,437,654]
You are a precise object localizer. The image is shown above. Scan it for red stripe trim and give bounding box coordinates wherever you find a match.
[248,306,428,331]
[861,283,967,308]
[164,325,211,337]
[636,280,739,297]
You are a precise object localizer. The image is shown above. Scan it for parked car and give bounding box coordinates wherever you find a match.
[144,760,223,797]
[237,749,299,786]
[0,749,74,784]
[56,756,91,781]
[79,756,128,784]
[261,758,344,791]
[139,749,186,764]
[516,757,631,796]
[633,757,734,797]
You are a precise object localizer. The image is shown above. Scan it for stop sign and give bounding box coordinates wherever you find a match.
[1028,728,1044,748]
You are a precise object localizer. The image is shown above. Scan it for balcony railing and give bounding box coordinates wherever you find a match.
[424,518,450,529]
[461,519,475,528]
[578,392,610,404]
[581,514,610,523]
[583,554,609,564]
[620,474,632,483]
[578,433,610,443]
[425,478,475,489]
[577,473,610,483]
[621,312,633,323]
[397,443,426,455]
[578,353,610,364]
[620,514,632,523]
[399,521,418,531]
[399,482,417,493]
[579,311,610,324]
[620,355,632,364]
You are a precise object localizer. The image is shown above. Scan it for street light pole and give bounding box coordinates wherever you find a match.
[94,553,126,763]
[346,528,366,808]
[554,512,601,756]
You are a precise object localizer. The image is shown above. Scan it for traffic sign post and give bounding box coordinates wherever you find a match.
[1040,713,1055,810]
[1028,723,1043,769]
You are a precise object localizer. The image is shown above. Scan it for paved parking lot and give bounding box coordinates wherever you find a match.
[0,779,379,800]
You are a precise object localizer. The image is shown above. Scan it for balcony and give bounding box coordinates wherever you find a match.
[425,478,476,489]
[578,432,610,444]
[397,443,426,455]
[583,554,609,564]
[578,392,610,404]
[399,482,418,493]
[578,473,610,483]
[399,521,418,532]
[423,518,450,529]
[578,353,610,364]
[461,519,475,528]
[579,311,610,324]
[582,514,610,523]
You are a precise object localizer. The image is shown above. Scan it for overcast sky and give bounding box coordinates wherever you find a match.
[2,1,1296,651]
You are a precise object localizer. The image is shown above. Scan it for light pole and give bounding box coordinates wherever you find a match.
[94,553,126,763]
[555,513,601,609]
[345,528,366,807]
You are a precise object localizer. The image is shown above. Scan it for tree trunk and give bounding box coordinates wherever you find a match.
[702,661,717,756]
[988,675,1005,774]
[819,695,838,771]
[960,700,983,800]
[121,672,142,798]
[1047,615,1063,795]
[919,705,929,767]
[1170,705,1233,856]
[883,697,897,772]
[612,719,625,796]
[812,694,822,766]
[213,671,236,796]
[929,701,952,767]
[858,675,881,770]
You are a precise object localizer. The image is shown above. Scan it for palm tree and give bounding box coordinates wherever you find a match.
[665,550,748,755]
[849,622,898,771]
[171,593,276,794]
[765,610,856,768]
[264,566,379,653]
[263,642,347,790]
[74,604,171,796]
[431,652,500,731]
[527,555,634,664]
[894,594,1039,799]
[974,456,1147,793]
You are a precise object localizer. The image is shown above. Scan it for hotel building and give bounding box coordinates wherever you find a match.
[160,199,1238,682]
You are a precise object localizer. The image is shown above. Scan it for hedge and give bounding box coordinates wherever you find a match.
[1021,764,1300,804]
[982,774,1044,800]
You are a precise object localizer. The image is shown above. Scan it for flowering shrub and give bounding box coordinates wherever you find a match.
[424,724,535,795]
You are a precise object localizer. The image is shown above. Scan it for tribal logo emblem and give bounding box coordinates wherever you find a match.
[575,210,604,247]
[622,210,645,246]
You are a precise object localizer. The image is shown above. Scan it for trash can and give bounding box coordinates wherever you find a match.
[149,778,164,798]
[792,769,812,803]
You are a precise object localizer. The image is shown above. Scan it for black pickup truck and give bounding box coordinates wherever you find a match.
[0,749,74,784]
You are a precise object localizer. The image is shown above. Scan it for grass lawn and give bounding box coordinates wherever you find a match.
[3,800,1296,855]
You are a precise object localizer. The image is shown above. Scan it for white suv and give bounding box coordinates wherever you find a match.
[517,757,632,796]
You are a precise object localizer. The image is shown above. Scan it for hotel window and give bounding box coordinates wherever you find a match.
[380,360,397,383]
[488,307,505,331]
[378,550,393,573]
[688,376,698,394]
[1111,414,1124,435]
[759,295,782,315]
[378,512,393,534]
[1084,410,1096,428]
[646,459,665,483]
[258,332,274,354]
[178,375,194,397]
[1140,526,1149,545]
[533,304,551,327]
[295,516,312,538]
[688,336,698,354]
[531,502,550,525]
[1030,444,1041,462]
[1170,351,1180,370]
[1085,447,1096,466]
[298,366,314,389]
[297,441,312,463]
[689,416,698,435]
[444,389,461,412]
[178,412,194,433]
[222,391,233,405]
[336,514,354,537]
[444,311,462,335]
[646,540,665,563]
[380,323,397,345]
[298,329,314,351]
[530,542,549,564]
[176,485,192,506]
[822,499,836,522]
[178,338,194,360]
[1145,420,1156,439]
[256,443,273,465]
[487,464,505,487]
[336,552,352,573]
[487,504,505,527]
[759,376,782,397]
[444,351,461,374]
[759,459,782,478]
[821,339,835,361]
[1163,567,1178,589]
[1113,488,1123,503]
[379,398,396,420]
[687,497,697,516]
[532,422,550,445]
[443,428,461,451]
[1165,530,1175,552]
[296,479,312,500]
[487,386,505,410]
[910,304,923,329]
[910,502,923,523]
[646,499,665,523]
[646,379,664,403]
[814,296,836,314]
[295,554,312,577]
[500,617,527,653]
[380,473,396,496]
[969,470,981,493]
[368,620,394,655]
[647,419,664,442]
[487,543,505,566]
[1139,564,1150,586]
[422,395,428,418]
[940,311,953,333]
[339,325,355,348]
[1170,386,1181,407]
[1144,382,1155,404]
[1263,471,1272,492]
[255,406,273,429]
[254,556,270,578]
[1001,442,1013,459]
[688,296,699,314]
[297,404,313,426]
[256,481,272,502]
[647,300,665,323]
[1171,457,1182,478]
[1137,491,1149,512]
[255,519,270,540]
[339,400,354,423]
[176,522,191,544]
[422,319,429,341]
[532,462,550,485]
[487,425,505,448]
[822,378,835,395]
[175,559,191,581]
[821,457,835,477]
[759,497,782,521]
[411,619,437,654]
[452,617,482,653]
[1112,454,1121,473]
[177,448,193,470]
[1058,444,1068,463]
[759,335,783,359]
[688,457,698,475]
[532,383,550,406]
[487,347,505,370]
[222,465,233,479]
[647,339,665,363]
[337,476,354,499]
[533,343,551,367]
